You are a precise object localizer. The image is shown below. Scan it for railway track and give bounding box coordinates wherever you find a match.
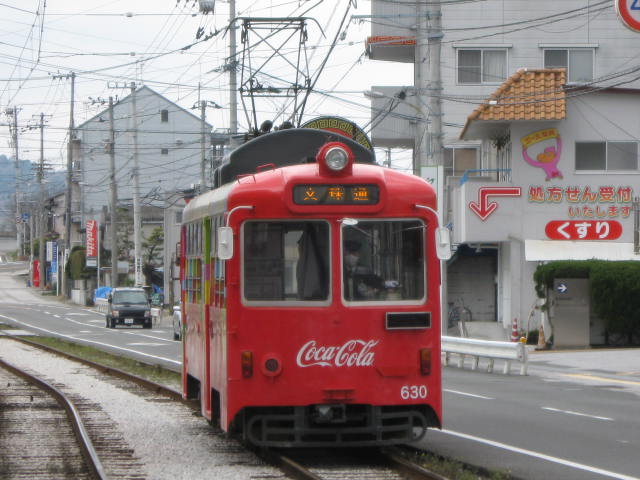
[0,334,451,480]
[0,358,108,479]
[264,447,450,480]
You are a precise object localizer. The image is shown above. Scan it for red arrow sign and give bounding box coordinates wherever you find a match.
[469,186,522,221]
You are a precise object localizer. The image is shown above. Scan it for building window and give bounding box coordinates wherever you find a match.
[457,49,507,84]
[575,141,638,171]
[160,109,169,122]
[161,148,169,155]
[544,49,593,83]
[444,147,479,177]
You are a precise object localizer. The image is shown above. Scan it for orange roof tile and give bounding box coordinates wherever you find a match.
[460,68,566,139]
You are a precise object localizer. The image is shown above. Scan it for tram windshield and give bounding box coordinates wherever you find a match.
[243,221,330,302]
[342,219,425,302]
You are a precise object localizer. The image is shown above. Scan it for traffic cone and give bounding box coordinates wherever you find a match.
[510,318,519,342]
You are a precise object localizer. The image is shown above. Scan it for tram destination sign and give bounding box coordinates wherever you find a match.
[293,184,379,205]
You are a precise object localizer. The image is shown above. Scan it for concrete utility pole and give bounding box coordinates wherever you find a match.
[415,0,444,173]
[5,108,22,254]
[61,71,75,297]
[37,112,47,291]
[229,0,238,135]
[108,97,118,288]
[200,100,206,188]
[129,83,143,287]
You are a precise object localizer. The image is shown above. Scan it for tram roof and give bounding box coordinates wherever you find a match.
[212,128,376,188]
[182,182,234,223]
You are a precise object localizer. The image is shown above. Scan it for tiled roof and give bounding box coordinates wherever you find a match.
[460,68,566,138]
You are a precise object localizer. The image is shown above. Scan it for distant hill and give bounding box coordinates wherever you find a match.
[0,154,65,234]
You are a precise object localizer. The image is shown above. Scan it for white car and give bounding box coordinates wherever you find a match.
[172,305,182,340]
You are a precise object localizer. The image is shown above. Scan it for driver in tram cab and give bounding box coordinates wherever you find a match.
[343,240,384,300]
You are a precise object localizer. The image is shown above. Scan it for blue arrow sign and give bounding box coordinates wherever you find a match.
[556,283,568,293]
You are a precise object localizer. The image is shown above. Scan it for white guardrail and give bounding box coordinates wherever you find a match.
[95,297,109,314]
[441,336,528,375]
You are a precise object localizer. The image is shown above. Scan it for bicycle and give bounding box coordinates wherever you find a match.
[447,298,472,336]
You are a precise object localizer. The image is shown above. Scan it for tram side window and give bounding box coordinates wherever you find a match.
[185,221,202,304]
[342,220,425,302]
[243,221,329,302]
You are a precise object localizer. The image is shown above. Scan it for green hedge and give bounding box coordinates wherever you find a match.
[66,246,92,280]
[534,260,640,344]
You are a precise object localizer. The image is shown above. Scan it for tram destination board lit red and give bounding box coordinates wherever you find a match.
[293,184,380,205]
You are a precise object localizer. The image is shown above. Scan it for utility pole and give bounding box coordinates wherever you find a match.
[5,108,21,254]
[129,83,143,286]
[108,97,119,288]
[229,0,238,135]
[414,0,443,173]
[200,100,206,188]
[55,71,76,297]
[36,112,47,291]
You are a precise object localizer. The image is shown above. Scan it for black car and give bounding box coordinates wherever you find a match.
[106,287,152,329]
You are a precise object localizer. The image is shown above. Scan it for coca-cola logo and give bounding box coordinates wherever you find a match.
[296,339,379,368]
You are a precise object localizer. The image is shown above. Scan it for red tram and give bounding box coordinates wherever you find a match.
[179,123,449,447]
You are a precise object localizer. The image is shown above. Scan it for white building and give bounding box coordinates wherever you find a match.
[73,86,212,289]
[366,1,640,344]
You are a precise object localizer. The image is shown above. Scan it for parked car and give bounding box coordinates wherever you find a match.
[172,305,182,340]
[105,287,152,329]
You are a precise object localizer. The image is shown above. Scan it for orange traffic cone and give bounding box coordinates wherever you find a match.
[510,318,519,342]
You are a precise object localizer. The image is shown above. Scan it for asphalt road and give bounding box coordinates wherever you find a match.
[0,262,181,371]
[1,261,638,480]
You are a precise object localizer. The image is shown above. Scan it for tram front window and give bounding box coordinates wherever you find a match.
[342,220,425,302]
[243,221,329,302]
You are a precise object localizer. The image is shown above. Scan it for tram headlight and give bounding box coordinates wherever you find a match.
[316,142,354,175]
[324,146,349,171]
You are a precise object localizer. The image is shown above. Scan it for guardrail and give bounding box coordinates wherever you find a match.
[95,298,108,314]
[441,336,528,375]
[151,307,162,324]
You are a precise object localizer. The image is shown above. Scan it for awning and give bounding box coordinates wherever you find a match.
[525,240,640,261]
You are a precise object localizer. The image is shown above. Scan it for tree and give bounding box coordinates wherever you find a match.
[142,227,164,287]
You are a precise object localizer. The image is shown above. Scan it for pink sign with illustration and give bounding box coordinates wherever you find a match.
[521,128,563,181]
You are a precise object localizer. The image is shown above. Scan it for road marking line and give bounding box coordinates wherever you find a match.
[541,406,613,421]
[562,373,640,386]
[0,313,180,366]
[444,389,494,400]
[440,429,640,480]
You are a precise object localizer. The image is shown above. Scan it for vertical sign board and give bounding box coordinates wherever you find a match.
[86,220,98,268]
[421,165,445,222]
[616,0,640,32]
[51,242,58,275]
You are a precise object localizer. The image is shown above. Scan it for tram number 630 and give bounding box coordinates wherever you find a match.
[400,385,428,400]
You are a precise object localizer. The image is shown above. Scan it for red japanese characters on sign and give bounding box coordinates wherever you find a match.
[545,220,623,241]
[528,185,634,218]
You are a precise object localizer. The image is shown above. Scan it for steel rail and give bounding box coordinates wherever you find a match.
[0,357,109,480]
